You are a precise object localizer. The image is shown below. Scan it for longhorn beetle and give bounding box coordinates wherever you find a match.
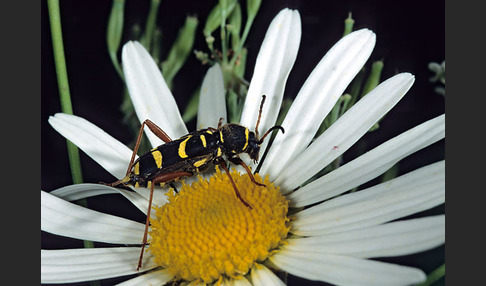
[106,95,284,270]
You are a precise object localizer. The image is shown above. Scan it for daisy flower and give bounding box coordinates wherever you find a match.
[42,8,445,286]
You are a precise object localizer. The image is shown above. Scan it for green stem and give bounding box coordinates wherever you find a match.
[417,264,445,286]
[47,0,96,264]
[47,0,83,185]
[229,13,255,66]
[220,0,229,64]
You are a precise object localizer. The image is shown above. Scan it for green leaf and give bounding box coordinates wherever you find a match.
[203,0,237,37]
[227,89,240,123]
[276,98,293,126]
[246,0,262,21]
[140,0,161,51]
[362,60,384,96]
[182,87,200,123]
[106,0,125,80]
[194,50,212,65]
[229,0,260,66]
[381,164,399,182]
[228,2,242,51]
[368,122,380,132]
[347,67,365,108]
[161,16,198,88]
[150,28,162,65]
[343,12,354,37]
[318,94,352,135]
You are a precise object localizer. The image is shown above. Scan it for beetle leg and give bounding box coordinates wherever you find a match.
[142,119,173,143]
[137,171,193,271]
[169,183,178,193]
[127,120,173,176]
[227,155,266,187]
[207,118,224,133]
[217,159,253,209]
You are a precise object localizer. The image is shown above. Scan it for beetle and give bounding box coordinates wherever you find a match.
[106,95,284,270]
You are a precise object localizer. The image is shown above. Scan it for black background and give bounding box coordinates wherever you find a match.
[41,0,445,285]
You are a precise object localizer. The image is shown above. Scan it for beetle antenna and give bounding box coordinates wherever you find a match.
[257,125,285,144]
[255,95,266,139]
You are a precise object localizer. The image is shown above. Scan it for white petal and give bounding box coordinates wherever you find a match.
[49,183,167,218]
[289,114,445,203]
[251,265,286,286]
[239,9,301,155]
[49,183,119,201]
[41,190,145,244]
[275,73,415,191]
[41,247,156,283]
[285,215,444,258]
[49,113,133,179]
[117,188,153,216]
[131,186,170,207]
[126,186,170,220]
[197,63,227,129]
[260,29,376,180]
[291,161,444,236]
[122,41,188,147]
[50,184,147,216]
[270,250,426,286]
[115,269,172,286]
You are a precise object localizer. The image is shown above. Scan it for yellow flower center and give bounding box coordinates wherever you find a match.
[148,168,290,283]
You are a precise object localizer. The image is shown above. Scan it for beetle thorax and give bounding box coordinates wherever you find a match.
[219,124,259,160]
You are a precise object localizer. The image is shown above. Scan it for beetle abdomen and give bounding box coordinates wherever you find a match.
[131,130,218,181]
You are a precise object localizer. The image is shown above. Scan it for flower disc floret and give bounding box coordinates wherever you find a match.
[149,168,290,283]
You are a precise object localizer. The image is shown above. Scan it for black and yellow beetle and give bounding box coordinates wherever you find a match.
[106,95,284,270]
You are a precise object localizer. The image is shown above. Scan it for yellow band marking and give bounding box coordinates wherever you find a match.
[217,147,222,157]
[219,131,224,143]
[193,158,207,168]
[133,162,140,175]
[152,150,163,168]
[178,136,191,158]
[242,128,249,150]
[200,135,207,148]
